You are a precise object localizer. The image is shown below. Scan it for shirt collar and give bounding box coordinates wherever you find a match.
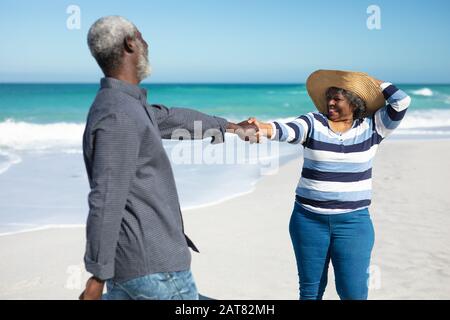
[100,77,148,101]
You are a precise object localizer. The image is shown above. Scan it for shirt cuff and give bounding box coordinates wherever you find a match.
[85,256,115,281]
[210,116,228,144]
[380,82,392,91]
[269,122,277,140]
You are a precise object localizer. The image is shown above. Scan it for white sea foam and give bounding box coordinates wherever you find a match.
[411,88,434,97]
[0,119,84,152]
[398,109,450,130]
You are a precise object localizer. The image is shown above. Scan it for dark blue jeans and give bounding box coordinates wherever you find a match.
[102,269,199,300]
[289,201,375,300]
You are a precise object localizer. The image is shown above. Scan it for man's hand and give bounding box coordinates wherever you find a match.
[226,121,260,143]
[79,276,105,300]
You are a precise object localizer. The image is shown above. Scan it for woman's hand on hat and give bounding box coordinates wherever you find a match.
[373,78,384,86]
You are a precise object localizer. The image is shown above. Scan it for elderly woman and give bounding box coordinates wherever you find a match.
[249,70,411,300]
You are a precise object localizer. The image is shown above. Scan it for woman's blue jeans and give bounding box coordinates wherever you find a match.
[289,201,375,300]
[102,269,199,300]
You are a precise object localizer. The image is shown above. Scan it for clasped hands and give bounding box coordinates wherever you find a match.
[226,118,272,143]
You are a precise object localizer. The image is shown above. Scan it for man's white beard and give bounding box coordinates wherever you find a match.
[136,41,151,81]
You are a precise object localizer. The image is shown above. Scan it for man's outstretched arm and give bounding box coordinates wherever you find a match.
[149,104,259,143]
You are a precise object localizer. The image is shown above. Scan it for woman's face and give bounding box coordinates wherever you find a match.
[326,88,354,121]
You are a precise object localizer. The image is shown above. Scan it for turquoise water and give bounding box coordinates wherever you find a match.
[2,83,450,124]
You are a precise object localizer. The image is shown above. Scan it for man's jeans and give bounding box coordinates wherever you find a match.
[102,270,199,300]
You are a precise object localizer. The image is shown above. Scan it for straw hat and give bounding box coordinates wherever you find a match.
[306,70,385,115]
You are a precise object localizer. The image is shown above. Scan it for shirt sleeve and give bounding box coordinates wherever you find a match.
[84,112,140,281]
[149,104,229,144]
[269,114,312,144]
[374,82,411,139]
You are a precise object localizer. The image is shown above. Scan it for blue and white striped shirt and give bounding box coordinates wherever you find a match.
[270,83,411,214]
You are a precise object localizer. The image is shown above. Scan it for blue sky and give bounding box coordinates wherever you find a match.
[0,0,449,83]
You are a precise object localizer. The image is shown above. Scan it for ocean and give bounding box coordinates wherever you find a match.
[1,83,450,235]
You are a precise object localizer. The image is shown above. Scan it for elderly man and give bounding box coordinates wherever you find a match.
[79,16,256,300]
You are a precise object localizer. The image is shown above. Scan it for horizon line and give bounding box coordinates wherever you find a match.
[1,81,450,86]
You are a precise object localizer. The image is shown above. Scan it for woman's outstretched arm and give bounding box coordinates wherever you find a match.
[248,115,312,145]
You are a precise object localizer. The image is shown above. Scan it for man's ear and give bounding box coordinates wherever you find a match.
[124,36,136,54]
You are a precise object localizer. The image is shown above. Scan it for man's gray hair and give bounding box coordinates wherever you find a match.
[87,16,138,73]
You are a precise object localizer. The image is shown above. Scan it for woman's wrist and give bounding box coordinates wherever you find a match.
[259,122,273,138]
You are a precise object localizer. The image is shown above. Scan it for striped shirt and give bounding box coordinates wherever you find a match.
[270,83,411,214]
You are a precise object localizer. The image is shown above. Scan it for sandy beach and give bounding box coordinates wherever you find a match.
[1,139,450,300]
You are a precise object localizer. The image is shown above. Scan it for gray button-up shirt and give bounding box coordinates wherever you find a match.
[83,77,228,282]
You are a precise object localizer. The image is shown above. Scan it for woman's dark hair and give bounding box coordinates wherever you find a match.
[325,87,367,120]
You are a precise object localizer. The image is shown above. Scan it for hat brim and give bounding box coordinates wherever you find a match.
[306,70,385,116]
